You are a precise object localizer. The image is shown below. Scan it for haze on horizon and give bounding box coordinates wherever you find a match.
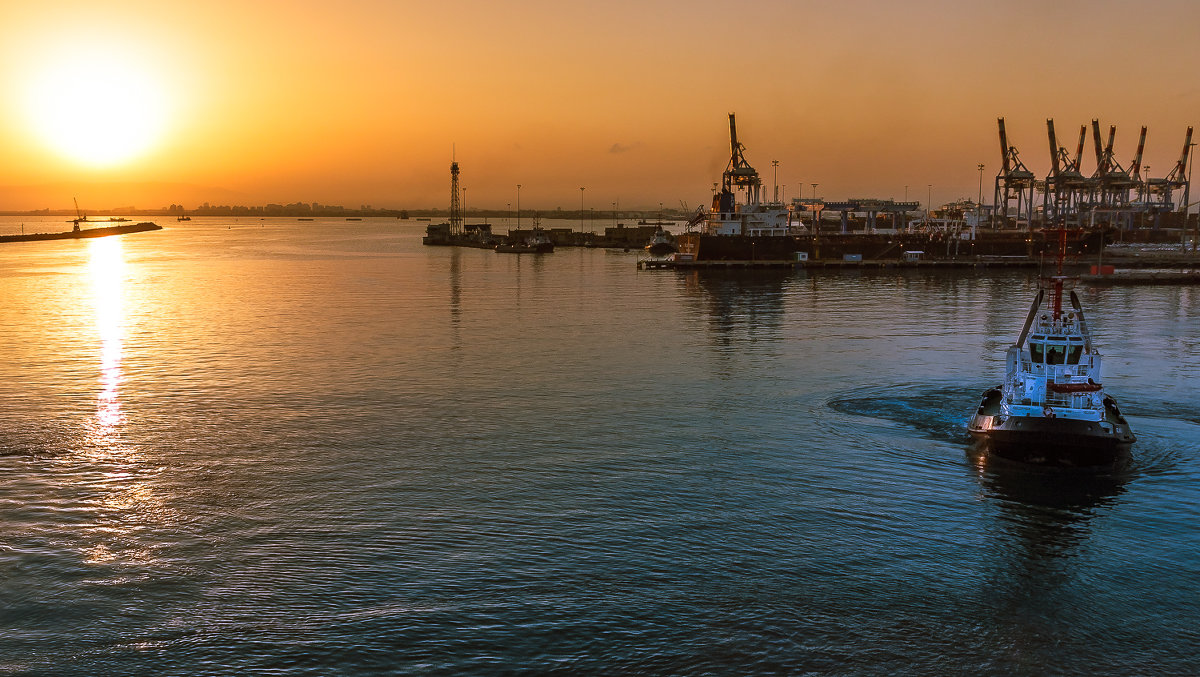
[1,0,1198,214]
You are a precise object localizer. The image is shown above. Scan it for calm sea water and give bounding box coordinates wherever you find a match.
[1,217,1198,675]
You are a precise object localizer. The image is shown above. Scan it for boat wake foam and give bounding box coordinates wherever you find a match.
[826,382,980,446]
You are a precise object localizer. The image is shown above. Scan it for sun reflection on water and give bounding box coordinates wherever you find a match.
[78,237,174,567]
[89,237,125,436]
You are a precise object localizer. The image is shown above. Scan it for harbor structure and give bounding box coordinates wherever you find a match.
[996,117,1194,231]
[705,113,791,237]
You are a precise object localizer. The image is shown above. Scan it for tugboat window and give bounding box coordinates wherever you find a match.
[1030,342,1044,362]
[1046,344,1067,365]
[1067,345,1083,364]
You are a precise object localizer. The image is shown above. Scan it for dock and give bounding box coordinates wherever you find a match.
[637,257,1043,271]
[1082,271,1200,285]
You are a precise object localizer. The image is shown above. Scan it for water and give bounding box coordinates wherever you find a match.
[1,217,1198,674]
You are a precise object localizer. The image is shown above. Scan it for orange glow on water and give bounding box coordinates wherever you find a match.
[88,237,125,432]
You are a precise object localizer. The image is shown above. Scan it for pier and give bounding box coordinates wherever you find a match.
[638,251,1200,278]
[639,257,1045,271]
[0,221,162,244]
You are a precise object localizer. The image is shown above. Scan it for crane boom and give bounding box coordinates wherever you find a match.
[998,118,1012,173]
[1130,126,1147,179]
[1047,118,1061,174]
[1164,127,1194,183]
[1073,125,1086,172]
[728,113,739,159]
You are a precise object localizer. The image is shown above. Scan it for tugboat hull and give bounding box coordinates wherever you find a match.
[968,388,1136,467]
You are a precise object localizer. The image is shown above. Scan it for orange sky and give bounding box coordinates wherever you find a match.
[1,0,1198,212]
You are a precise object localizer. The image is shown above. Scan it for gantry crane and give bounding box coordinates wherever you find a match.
[1044,119,1090,224]
[713,113,762,216]
[993,117,1037,230]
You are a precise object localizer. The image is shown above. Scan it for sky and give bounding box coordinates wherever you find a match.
[1,0,1198,212]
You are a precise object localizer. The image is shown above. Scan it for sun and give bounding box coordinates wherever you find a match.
[24,50,169,167]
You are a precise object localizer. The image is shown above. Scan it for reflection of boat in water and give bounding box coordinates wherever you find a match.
[644,229,677,256]
[968,228,1136,466]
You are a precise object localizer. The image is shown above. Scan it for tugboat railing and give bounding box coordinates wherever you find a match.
[1013,358,1098,381]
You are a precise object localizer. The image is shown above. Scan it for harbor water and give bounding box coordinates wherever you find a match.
[1,217,1198,674]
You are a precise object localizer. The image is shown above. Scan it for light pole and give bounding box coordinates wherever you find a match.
[1138,165,1149,231]
[580,187,585,232]
[977,163,984,231]
[927,184,932,218]
[811,183,819,232]
[1186,143,1196,218]
[1186,142,1196,251]
[772,159,779,203]
[516,184,522,229]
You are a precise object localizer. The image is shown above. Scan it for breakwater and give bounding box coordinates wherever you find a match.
[0,221,162,244]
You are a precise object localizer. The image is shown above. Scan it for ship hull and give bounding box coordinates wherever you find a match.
[689,229,1106,261]
[968,387,1136,467]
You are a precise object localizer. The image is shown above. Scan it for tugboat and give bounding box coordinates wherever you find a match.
[644,228,677,256]
[496,218,554,254]
[968,227,1136,466]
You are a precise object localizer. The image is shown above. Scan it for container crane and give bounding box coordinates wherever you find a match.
[1044,119,1090,223]
[993,117,1037,232]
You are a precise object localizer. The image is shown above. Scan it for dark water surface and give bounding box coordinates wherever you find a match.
[1,218,1198,674]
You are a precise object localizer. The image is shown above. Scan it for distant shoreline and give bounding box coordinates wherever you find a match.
[0,207,691,220]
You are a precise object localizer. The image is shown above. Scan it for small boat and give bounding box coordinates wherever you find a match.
[495,242,538,253]
[495,230,554,254]
[177,215,192,221]
[968,228,1135,466]
[644,228,677,256]
[528,229,554,253]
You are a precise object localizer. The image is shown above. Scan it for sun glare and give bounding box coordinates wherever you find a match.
[24,51,168,167]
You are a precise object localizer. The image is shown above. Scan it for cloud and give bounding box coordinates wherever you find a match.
[609,142,642,154]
